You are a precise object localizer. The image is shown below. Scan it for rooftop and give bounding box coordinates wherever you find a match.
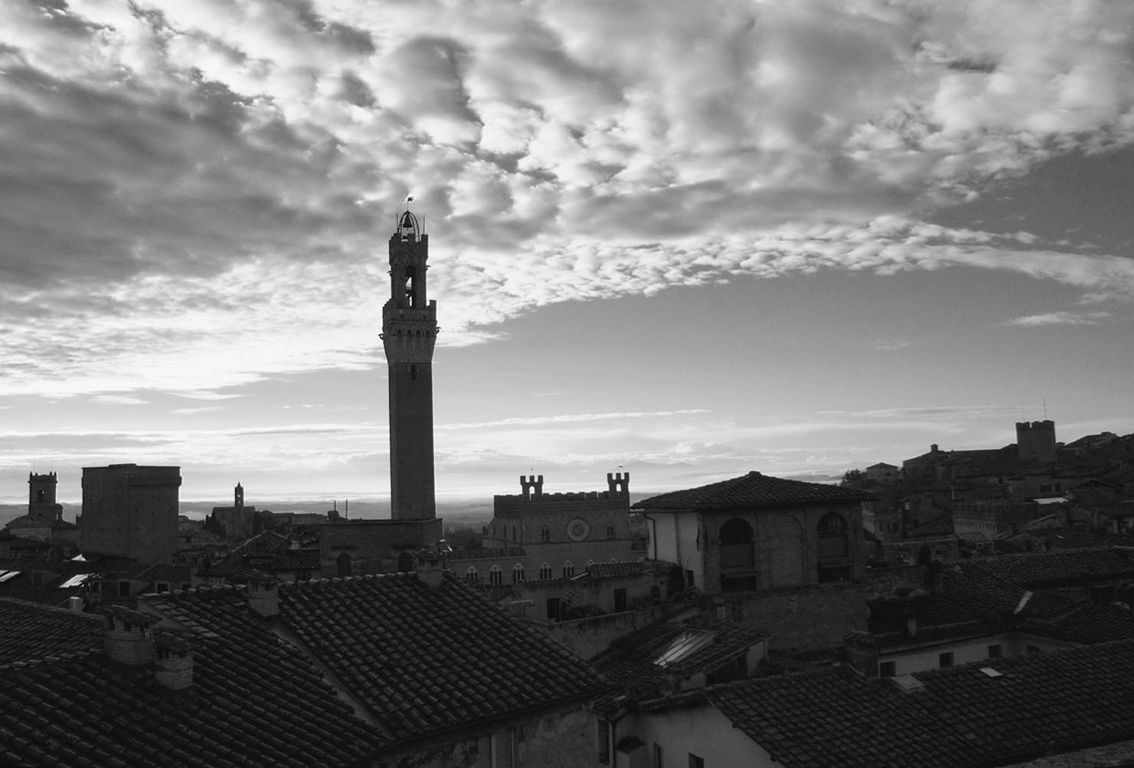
[633,471,871,512]
[662,639,1134,768]
[0,570,608,766]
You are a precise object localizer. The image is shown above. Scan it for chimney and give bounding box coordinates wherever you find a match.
[247,572,280,618]
[68,595,84,613]
[102,606,159,666]
[416,547,449,588]
[843,631,879,679]
[154,631,193,691]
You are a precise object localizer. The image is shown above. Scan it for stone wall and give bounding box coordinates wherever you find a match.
[318,518,443,576]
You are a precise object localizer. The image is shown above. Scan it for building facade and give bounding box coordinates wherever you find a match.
[477,473,637,581]
[79,464,181,563]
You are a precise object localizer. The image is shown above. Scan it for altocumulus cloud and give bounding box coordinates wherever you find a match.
[1,0,1133,397]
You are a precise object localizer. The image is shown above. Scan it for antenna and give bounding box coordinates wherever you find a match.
[1043,398,1048,420]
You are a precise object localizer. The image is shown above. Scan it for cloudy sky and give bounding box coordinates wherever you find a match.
[2,0,1133,507]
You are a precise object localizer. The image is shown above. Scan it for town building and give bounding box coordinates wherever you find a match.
[2,471,78,546]
[633,471,873,651]
[477,473,637,579]
[636,471,871,594]
[205,482,259,539]
[78,464,182,564]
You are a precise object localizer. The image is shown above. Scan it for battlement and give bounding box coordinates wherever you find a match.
[495,473,631,511]
[1016,420,1056,464]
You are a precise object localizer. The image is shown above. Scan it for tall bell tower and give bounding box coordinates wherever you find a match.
[381,208,438,520]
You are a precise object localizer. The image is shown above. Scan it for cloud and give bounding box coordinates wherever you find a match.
[1005,311,1111,326]
[0,0,1132,400]
[873,339,912,351]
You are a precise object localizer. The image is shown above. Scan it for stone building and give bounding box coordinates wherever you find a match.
[205,482,259,540]
[478,473,636,582]
[79,464,181,564]
[635,471,870,595]
[2,471,77,545]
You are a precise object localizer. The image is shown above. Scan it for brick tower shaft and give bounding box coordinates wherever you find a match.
[381,209,438,520]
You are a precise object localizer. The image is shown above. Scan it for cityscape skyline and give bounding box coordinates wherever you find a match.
[3,1,1134,503]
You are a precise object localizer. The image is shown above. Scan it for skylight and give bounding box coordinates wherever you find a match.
[655,631,716,668]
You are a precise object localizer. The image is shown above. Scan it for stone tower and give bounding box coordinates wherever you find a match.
[1016,420,1056,464]
[381,208,438,520]
[27,471,62,523]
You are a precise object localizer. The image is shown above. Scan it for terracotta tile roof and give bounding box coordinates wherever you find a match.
[0,571,608,765]
[0,588,381,768]
[278,572,608,743]
[697,639,1134,768]
[907,640,1134,765]
[633,471,871,512]
[706,667,978,768]
[961,548,1134,589]
[0,599,102,665]
[1020,601,1134,644]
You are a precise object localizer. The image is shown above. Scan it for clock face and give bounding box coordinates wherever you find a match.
[566,517,591,542]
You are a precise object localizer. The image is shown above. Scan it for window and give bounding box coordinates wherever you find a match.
[488,565,503,587]
[606,525,615,539]
[597,720,610,765]
[719,518,758,592]
[512,563,526,584]
[562,561,575,578]
[653,743,663,768]
[688,755,704,768]
[465,566,480,584]
[540,526,550,543]
[987,644,1002,659]
[818,512,852,583]
[879,660,896,677]
[118,581,131,597]
[539,562,553,581]
[1027,645,1041,655]
[938,652,954,668]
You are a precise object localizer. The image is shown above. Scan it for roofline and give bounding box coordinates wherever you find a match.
[632,497,870,512]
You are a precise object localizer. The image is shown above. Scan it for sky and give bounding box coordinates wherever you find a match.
[2,0,1134,507]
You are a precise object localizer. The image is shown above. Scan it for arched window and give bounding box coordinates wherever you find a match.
[512,563,526,584]
[817,512,851,583]
[539,562,553,581]
[562,561,575,579]
[719,518,754,567]
[489,565,503,587]
[719,517,757,593]
[396,552,414,573]
[465,566,480,584]
[818,513,848,557]
[336,553,352,577]
[404,265,417,307]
